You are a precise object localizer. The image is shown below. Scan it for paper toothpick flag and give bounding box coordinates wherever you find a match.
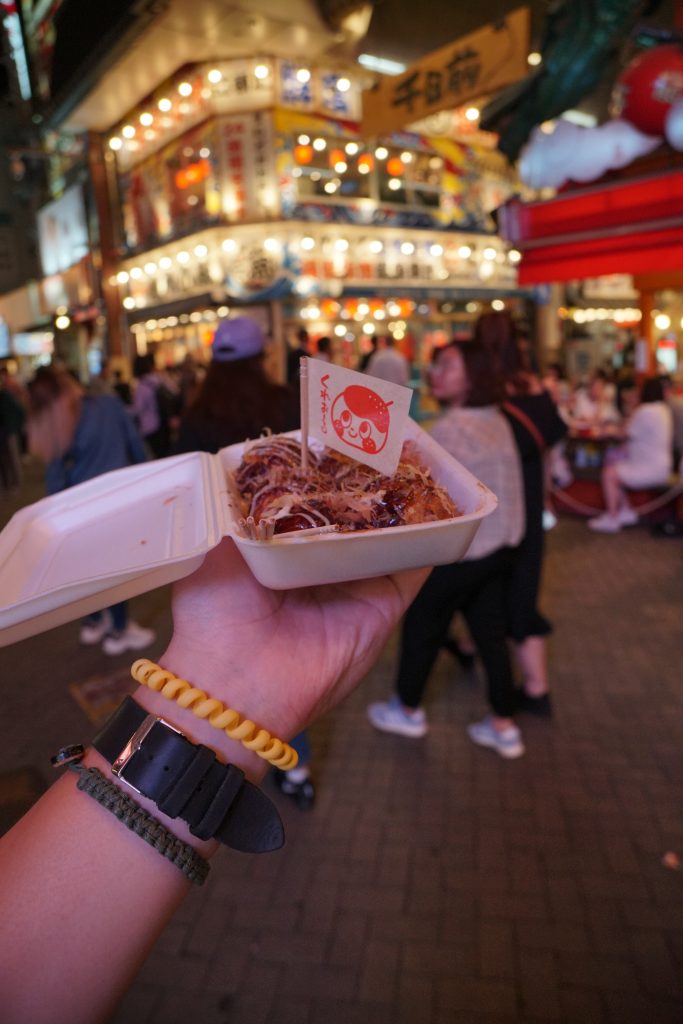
[303,357,413,476]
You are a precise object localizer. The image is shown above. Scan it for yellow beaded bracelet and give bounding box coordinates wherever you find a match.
[130,658,298,770]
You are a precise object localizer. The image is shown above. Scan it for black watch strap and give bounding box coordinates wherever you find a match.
[92,697,284,853]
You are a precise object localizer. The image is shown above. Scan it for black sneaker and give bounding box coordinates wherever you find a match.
[515,690,553,717]
[272,770,316,811]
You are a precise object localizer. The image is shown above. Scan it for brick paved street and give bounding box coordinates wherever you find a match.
[1,466,682,1023]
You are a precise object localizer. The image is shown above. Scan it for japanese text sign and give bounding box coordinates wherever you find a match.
[304,357,413,476]
[362,6,530,138]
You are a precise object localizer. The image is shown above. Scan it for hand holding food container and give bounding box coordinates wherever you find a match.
[0,356,496,647]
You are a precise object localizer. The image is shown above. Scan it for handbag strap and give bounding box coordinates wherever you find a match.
[503,401,546,453]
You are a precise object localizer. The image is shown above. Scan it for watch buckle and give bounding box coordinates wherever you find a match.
[111,714,181,793]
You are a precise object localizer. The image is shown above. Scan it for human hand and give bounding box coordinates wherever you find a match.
[135,539,428,775]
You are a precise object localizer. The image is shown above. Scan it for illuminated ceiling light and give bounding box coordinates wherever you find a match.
[178,81,193,96]
[655,313,671,330]
[388,178,401,190]
[254,63,269,80]
[363,322,375,334]
[334,324,346,336]
[116,271,129,285]
[158,97,172,112]
[263,237,280,252]
[109,137,122,151]
[369,240,383,254]
[458,245,472,259]
[55,315,71,330]
[508,248,522,263]
[300,236,315,250]
[324,181,337,194]
[139,112,153,126]
[176,251,190,264]
[167,316,179,327]
[199,147,210,158]
[298,134,310,145]
[334,160,348,173]
[357,53,406,75]
[479,260,495,279]
[465,107,479,121]
[122,296,136,310]
[375,146,388,160]
[429,243,443,257]
[527,51,542,67]
[143,262,157,275]
[310,170,321,181]
[312,137,326,151]
[296,68,311,83]
[207,68,222,84]
[373,309,386,320]
[217,306,229,317]
[193,244,208,258]
[400,151,413,163]
[358,162,371,175]
[335,238,349,252]
[483,246,497,260]
[129,267,143,279]
[121,125,135,138]
[189,312,202,323]
[159,256,173,270]
[401,242,415,255]
[222,239,238,253]
[337,76,350,92]
[345,141,359,155]
[292,167,302,177]
[358,302,370,315]
[492,299,505,311]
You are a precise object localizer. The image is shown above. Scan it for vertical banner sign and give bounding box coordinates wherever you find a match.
[304,357,412,476]
[362,6,530,138]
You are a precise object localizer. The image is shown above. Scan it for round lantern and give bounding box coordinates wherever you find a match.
[294,143,314,164]
[612,44,683,136]
[386,156,405,177]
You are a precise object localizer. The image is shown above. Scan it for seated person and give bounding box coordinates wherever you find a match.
[571,370,620,430]
[589,377,673,533]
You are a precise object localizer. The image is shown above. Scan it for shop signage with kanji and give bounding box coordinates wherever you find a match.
[362,6,530,138]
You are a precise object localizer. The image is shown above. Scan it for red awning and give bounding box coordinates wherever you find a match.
[498,169,683,285]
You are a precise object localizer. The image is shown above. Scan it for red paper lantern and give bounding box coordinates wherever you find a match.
[612,44,683,136]
[357,153,374,174]
[386,156,405,177]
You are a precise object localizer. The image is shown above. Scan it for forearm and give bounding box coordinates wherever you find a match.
[0,657,267,1024]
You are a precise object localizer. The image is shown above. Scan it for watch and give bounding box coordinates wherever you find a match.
[92,696,284,853]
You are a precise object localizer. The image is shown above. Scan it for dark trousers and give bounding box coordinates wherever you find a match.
[396,548,517,719]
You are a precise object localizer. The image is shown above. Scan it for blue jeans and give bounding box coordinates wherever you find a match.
[85,601,128,633]
[289,730,310,767]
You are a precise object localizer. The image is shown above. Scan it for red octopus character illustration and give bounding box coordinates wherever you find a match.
[331,384,393,454]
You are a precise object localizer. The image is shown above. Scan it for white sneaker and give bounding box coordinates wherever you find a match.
[617,505,639,527]
[467,716,525,759]
[543,509,558,531]
[367,696,428,738]
[102,622,156,656]
[79,611,112,645]
[588,513,621,533]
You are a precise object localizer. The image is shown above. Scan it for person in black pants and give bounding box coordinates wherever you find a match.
[367,340,527,759]
[475,312,567,715]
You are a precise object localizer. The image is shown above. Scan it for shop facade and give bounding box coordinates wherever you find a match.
[102,56,522,376]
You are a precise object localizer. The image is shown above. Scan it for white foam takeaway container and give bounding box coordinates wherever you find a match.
[0,420,496,647]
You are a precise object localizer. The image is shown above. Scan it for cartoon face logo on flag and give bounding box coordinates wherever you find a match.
[303,357,413,475]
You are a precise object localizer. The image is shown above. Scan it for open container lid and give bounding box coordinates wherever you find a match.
[0,419,496,647]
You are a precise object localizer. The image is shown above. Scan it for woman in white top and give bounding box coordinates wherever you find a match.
[589,377,673,533]
[367,340,527,759]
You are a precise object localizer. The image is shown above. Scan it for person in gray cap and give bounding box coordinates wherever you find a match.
[174,316,298,453]
[174,314,315,807]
